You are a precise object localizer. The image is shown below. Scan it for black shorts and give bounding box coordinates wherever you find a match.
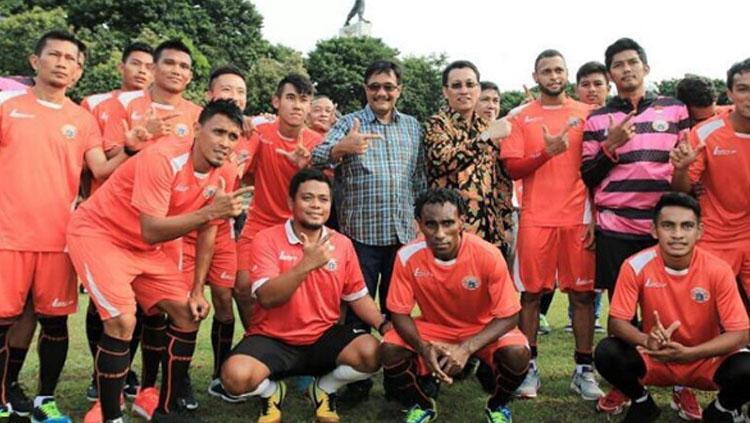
[595,230,656,291]
[230,324,367,378]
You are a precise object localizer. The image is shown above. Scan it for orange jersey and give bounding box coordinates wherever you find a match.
[610,246,749,347]
[102,90,201,151]
[81,89,124,137]
[387,232,521,337]
[501,98,592,227]
[68,137,233,251]
[240,122,322,236]
[0,89,101,251]
[246,221,368,345]
[688,115,750,246]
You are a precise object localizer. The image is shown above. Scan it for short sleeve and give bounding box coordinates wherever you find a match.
[131,152,174,217]
[248,231,281,295]
[81,113,104,153]
[499,115,524,159]
[485,248,522,319]
[386,253,417,315]
[713,264,750,332]
[608,262,641,321]
[101,102,129,150]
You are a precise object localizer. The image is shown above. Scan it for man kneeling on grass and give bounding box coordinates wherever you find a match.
[220,168,388,423]
[381,188,530,423]
[595,192,750,423]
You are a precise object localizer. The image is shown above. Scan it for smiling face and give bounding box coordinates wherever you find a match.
[443,67,480,116]
[729,71,750,120]
[153,49,192,94]
[533,55,568,97]
[30,39,79,89]
[307,97,335,133]
[576,73,609,106]
[207,73,247,111]
[652,206,702,260]
[476,88,500,121]
[364,70,401,118]
[289,180,331,230]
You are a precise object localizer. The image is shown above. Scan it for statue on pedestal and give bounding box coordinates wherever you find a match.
[344,0,369,25]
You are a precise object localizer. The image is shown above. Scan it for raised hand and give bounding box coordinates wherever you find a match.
[523,84,536,104]
[670,132,705,170]
[122,119,150,150]
[299,232,334,272]
[646,310,681,350]
[276,131,312,168]
[486,117,512,143]
[143,106,181,139]
[332,118,383,157]
[542,123,572,156]
[206,177,253,220]
[604,110,636,153]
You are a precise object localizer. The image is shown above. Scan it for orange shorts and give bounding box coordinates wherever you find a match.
[182,230,237,289]
[0,250,77,318]
[237,220,264,271]
[382,319,529,374]
[638,350,737,390]
[513,225,595,294]
[701,241,750,295]
[67,233,189,320]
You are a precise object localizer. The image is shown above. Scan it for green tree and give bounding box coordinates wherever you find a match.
[245,44,307,115]
[0,6,68,76]
[306,36,399,114]
[399,54,446,122]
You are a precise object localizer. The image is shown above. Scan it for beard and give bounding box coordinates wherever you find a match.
[539,84,564,97]
[299,219,324,231]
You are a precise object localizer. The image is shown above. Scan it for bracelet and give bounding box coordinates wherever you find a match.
[377,320,389,335]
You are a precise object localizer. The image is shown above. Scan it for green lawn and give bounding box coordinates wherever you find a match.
[13,293,715,422]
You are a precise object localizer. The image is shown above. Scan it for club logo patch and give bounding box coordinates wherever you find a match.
[175,123,189,137]
[61,124,77,139]
[691,287,710,304]
[203,185,218,198]
[325,258,338,272]
[567,117,582,127]
[462,276,480,291]
[652,119,669,132]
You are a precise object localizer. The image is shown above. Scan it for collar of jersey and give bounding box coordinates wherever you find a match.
[285,219,330,245]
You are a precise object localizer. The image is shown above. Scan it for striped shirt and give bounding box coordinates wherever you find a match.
[581,94,689,239]
[311,105,427,246]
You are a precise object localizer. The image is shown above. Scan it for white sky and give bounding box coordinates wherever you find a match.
[253,0,749,91]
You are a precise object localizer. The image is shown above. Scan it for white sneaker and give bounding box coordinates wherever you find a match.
[514,367,540,398]
[570,366,605,400]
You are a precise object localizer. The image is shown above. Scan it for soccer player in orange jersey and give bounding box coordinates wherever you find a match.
[234,74,321,328]
[672,58,750,309]
[594,192,750,423]
[0,31,149,422]
[380,188,529,423]
[79,42,154,404]
[68,99,250,423]
[500,50,602,400]
[221,168,384,423]
[675,75,734,127]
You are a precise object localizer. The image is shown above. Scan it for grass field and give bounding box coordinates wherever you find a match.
[11,293,717,422]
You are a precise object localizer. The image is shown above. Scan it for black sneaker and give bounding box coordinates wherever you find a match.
[623,394,661,423]
[178,375,199,410]
[207,378,248,403]
[337,378,373,404]
[152,403,202,423]
[702,400,745,423]
[123,370,140,400]
[7,382,32,417]
[86,375,98,402]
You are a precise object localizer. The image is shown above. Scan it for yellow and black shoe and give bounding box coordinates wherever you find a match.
[258,381,286,423]
[308,380,340,423]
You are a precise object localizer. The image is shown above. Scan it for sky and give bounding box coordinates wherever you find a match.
[252,0,749,91]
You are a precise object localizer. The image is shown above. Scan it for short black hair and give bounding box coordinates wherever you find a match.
[122,42,153,63]
[288,168,332,199]
[208,64,245,90]
[34,30,81,56]
[154,39,192,63]
[727,58,750,91]
[534,49,565,71]
[275,73,314,97]
[197,99,244,128]
[675,75,716,108]
[442,60,480,86]
[480,81,500,95]
[576,61,608,85]
[654,192,701,223]
[605,38,647,70]
[415,188,467,220]
[364,60,402,85]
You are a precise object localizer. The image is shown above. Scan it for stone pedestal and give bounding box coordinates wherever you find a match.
[339,21,372,37]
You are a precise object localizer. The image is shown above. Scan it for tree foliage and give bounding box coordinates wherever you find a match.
[245,44,307,115]
[399,54,447,122]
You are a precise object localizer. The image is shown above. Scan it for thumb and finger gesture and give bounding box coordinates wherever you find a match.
[276,131,312,167]
[345,118,383,155]
[670,132,705,170]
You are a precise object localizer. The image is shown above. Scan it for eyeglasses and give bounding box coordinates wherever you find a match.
[366,83,399,93]
[448,81,478,90]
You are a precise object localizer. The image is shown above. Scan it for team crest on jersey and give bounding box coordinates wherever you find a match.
[652,119,669,132]
[462,276,480,291]
[175,123,189,137]
[325,259,338,272]
[237,149,251,164]
[567,117,582,127]
[203,185,218,198]
[61,124,77,139]
[690,287,710,304]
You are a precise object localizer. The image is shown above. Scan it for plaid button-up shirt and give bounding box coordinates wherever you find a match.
[312,105,427,246]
